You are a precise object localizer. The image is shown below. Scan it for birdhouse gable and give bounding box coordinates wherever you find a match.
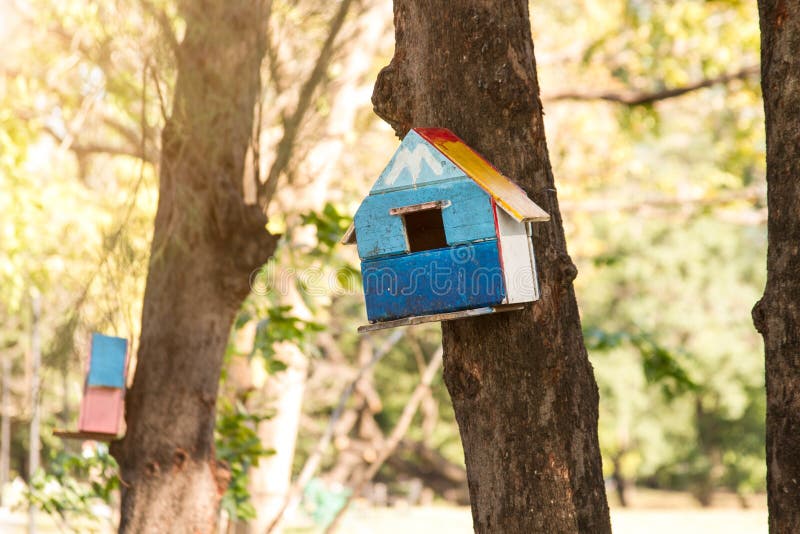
[370,130,465,194]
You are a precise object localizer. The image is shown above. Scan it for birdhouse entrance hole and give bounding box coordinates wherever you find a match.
[402,207,447,252]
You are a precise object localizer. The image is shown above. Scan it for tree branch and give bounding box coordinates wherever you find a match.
[40,124,156,164]
[264,19,285,96]
[546,65,759,106]
[558,185,765,214]
[259,0,356,208]
[264,328,405,534]
[101,115,152,150]
[325,346,444,534]
[39,124,147,162]
[139,0,179,54]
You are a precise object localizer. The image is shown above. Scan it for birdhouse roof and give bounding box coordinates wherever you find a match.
[342,127,549,245]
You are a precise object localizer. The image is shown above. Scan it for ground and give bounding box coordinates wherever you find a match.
[0,489,767,533]
[326,489,768,534]
[327,507,767,534]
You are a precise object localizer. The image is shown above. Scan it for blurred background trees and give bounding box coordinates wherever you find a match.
[0,0,767,532]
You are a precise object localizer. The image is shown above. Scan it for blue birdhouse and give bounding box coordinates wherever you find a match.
[342,128,549,333]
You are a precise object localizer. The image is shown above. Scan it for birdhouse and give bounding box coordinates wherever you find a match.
[342,128,549,333]
[54,333,129,441]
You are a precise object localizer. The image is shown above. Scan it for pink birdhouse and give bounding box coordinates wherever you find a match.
[55,333,129,441]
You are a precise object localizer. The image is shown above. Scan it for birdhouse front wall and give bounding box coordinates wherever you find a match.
[354,178,496,260]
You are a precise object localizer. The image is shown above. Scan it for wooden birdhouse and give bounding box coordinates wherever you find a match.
[54,333,129,441]
[342,128,549,333]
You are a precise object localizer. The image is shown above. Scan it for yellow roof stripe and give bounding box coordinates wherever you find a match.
[421,133,550,223]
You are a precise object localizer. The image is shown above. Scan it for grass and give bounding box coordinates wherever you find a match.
[317,489,768,534]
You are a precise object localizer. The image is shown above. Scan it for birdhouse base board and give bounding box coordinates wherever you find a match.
[53,429,120,442]
[357,304,525,333]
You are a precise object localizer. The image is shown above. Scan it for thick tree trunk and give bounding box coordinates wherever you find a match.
[372,2,610,532]
[109,2,277,532]
[753,2,800,532]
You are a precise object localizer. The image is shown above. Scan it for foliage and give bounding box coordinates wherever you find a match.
[217,302,324,521]
[0,0,159,485]
[582,215,766,499]
[249,305,324,366]
[0,0,770,520]
[215,399,274,521]
[26,445,119,532]
[536,0,766,503]
[586,327,698,400]
[301,202,354,256]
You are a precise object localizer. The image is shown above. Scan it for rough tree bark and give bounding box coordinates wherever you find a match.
[372,2,611,532]
[109,2,278,532]
[752,1,800,532]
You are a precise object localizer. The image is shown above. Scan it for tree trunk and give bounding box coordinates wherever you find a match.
[28,290,41,534]
[372,2,610,532]
[611,454,628,508]
[248,342,308,534]
[109,2,278,532]
[753,2,800,532]
[0,351,9,506]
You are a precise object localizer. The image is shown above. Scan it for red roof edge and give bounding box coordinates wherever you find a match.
[413,127,460,144]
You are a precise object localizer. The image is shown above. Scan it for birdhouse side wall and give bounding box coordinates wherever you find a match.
[354,178,495,260]
[495,206,539,304]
